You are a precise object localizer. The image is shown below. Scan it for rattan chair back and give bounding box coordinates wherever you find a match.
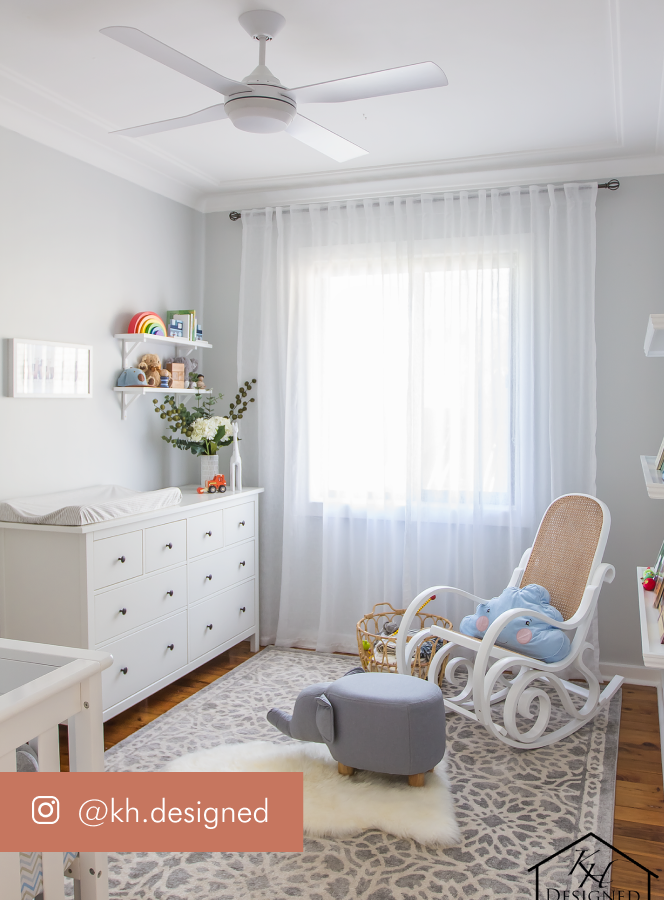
[519,494,605,620]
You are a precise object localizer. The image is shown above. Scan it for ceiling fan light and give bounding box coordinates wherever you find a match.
[225,96,296,133]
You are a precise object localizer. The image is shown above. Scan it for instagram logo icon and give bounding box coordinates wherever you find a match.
[32,796,60,824]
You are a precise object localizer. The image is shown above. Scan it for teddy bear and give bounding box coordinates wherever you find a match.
[138,353,162,387]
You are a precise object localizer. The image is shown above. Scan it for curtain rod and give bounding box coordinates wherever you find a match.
[228,179,620,221]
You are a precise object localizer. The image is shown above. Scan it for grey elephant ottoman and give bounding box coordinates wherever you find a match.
[267,671,446,786]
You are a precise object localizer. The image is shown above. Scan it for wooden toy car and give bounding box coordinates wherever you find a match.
[197,474,227,494]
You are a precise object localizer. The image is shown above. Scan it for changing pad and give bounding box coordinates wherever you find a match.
[0,484,183,526]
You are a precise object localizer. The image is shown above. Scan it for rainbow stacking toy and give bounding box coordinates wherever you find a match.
[127,311,167,336]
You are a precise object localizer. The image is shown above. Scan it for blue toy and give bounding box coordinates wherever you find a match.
[459,584,571,663]
[116,367,147,387]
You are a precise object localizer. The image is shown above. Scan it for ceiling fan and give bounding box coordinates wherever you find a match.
[101,9,448,162]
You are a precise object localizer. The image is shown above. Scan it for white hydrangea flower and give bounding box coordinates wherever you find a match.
[187,415,231,443]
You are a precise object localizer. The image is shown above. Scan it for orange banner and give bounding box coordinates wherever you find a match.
[0,772,303,852]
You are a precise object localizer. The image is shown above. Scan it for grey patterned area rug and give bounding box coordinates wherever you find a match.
[104,647,621,899]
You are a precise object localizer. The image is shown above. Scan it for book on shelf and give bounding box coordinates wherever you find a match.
[651,538,664,609]
[658,605,664,644]
[657,434,664,471]
[167,309,196,341]
[654,569,664,610]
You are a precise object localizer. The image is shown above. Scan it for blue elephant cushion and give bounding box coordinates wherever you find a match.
[459,584,571,663]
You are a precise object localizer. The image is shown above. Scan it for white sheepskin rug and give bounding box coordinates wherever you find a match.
[163,740,460,847]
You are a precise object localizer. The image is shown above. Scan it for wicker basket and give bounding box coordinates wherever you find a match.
[356,602,453,684]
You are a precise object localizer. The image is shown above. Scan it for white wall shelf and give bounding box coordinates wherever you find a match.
[639,455,664,498]
[636,568,664,667]
[635,568,664,773]
[114,387,211,420]
[115,333,212,368]
[644,314,664,356]
[115,333,213,419]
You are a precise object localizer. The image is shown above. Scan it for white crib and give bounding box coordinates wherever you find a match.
[0,638,112,900]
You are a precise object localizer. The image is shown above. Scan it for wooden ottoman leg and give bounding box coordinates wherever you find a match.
[338,762,355,776]
[408,773,426,787]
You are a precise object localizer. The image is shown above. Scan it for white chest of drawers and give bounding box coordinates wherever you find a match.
[0,486,262,719]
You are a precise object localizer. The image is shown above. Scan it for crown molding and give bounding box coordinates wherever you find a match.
[0,62,215,210]
[200,149,664,213]
[2,59,663,216]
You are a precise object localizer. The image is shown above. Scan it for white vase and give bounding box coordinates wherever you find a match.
[200,455,219,487]
[230,421,242,491]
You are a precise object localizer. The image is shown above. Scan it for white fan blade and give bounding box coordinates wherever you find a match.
[112,104,228,137]
[100,26,248,96]
[291,61,447,104]
[286,114,367,162]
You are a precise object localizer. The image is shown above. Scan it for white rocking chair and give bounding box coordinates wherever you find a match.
[396,494,623,749]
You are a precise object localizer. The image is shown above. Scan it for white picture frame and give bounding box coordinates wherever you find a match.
[11,338,93,399]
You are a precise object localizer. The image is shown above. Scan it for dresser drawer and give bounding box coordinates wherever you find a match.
[187,510,225,558]
[188,581,255,662]
[94,566,187,645]
[223,501,255,545]
[94,530,143,590]
[145,519,186,573]
[188,541,255,604]
[101,612,187,711]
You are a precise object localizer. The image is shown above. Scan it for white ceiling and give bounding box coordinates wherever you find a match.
[1,0,664,210]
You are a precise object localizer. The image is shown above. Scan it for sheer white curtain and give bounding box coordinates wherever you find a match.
[238,185,597,656]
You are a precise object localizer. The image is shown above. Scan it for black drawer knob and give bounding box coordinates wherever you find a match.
[206,574,213,581]
[119,608,127,616]
[167,643,175,651]
[120,667,128,675]
[239,560,246,567]
[166,590,174,597]
[205,530,212,537]
[240,520,246,526]
[118,556,126,563]
[165,542,173,549]
[206,623,213,630]
[240,606,246,613]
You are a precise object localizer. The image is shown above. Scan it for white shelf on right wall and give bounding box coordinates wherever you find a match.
[643,314,664,356]
[641,315,664,495]
[640,455,664,498]
[636,568,664,667]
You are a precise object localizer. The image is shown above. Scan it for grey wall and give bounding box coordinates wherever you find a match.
[0,126,204,497]
[201,212,247,479]
[595,175,664,667]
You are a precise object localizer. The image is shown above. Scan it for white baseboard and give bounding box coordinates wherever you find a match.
[599,661,662,686]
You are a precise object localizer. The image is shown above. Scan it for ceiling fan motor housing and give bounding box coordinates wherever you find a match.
[225,86,296,133]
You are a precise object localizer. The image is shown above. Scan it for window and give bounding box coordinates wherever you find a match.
[307,247,513,509]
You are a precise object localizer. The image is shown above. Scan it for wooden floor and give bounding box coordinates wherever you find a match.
[612,684,664,898]
[61,648,663,893]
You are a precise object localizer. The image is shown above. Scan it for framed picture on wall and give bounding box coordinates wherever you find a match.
[11,338,93,399]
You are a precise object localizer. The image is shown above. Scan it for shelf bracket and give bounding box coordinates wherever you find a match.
[120,390,141,421]
[120,338,145,369]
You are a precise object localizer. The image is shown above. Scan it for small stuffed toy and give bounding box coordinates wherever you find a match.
[642,568,657,591]
[138,353,162,387]
[159,369,171,388]
[195,373,206,390]
[116,367,147,387]
[459,584,571,663]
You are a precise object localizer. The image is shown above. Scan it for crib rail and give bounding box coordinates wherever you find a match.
[0,639,112,900]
